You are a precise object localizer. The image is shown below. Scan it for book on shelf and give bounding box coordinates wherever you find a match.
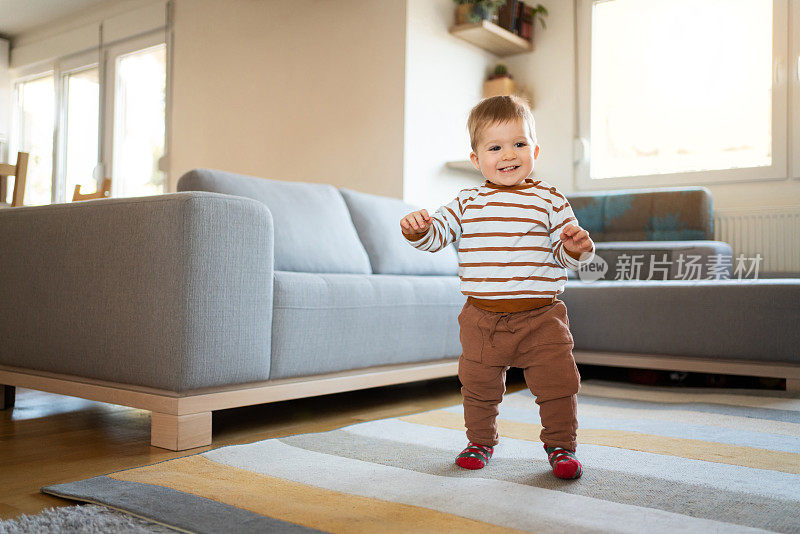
[497,0,518,33]
[520,3,533,41]
[496,0,533,43]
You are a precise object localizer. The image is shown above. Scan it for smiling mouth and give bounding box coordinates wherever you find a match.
[499,166,519,173]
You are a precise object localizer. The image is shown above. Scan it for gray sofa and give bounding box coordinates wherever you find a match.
[1,168,798,450]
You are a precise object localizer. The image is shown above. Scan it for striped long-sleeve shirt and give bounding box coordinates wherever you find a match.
[404,178,595,311]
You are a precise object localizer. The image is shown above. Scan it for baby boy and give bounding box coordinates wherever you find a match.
[400,95,595,479]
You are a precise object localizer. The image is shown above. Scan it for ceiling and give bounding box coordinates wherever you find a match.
[0,0,110,39]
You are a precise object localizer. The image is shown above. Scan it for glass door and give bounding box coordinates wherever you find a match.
[105,34,167,198]
[10,30,168,204]
[60,64,100,201]
[13,74,55,206]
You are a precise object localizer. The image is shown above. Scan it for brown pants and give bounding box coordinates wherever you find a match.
[457,299,581,451]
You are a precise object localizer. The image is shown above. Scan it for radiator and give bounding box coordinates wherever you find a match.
[713,207,800,274]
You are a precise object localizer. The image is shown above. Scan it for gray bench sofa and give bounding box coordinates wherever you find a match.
[559,187,800,376]
[1,169,798,450]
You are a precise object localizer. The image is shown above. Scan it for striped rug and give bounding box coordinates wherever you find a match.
[42,379,800,533]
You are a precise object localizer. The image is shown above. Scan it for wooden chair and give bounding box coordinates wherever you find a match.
[73,178,112,201]
[0,152,30,208]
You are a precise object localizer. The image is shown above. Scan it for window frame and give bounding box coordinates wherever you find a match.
[575,0,790,191]
[792,0,800,181]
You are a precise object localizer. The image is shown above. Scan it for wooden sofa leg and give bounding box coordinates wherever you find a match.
[786,378,800,395]
[1,385,15,410]
[150,412,212,451]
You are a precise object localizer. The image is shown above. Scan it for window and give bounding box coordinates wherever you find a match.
[793,3,800,181]
[10,33,167,204]
[62,66,100,203]
[14,74,54,206]
[108,40,167,199]
[576,0,789,189]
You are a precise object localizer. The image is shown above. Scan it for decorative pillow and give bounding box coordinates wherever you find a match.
[178,169,371,274]
[339,188,458,276]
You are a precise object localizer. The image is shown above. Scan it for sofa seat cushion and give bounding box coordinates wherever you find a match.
[560,279,800,363]
[339,187,458,275]
[178,169,371,274]
[270,271,465,379]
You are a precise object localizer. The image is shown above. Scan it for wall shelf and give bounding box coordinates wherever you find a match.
[448,20,533,56]
[446,160,481,175]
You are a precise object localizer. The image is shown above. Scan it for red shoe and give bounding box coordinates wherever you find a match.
[455,442,494,470]
[544,444,582,479]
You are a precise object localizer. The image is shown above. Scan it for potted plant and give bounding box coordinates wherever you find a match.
[522,4,548,41]
[483,63,516,98]
[531,4,548,30]
[513,3,549,41]
[454,0,507,25]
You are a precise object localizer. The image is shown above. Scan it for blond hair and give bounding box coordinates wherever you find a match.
[467,95,536,152]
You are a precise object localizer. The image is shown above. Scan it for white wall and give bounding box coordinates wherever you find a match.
[504,1,800,211]
[169,0,407,198]
[502,0,575,194]
[403,0,493,210]
[171,0,495,208]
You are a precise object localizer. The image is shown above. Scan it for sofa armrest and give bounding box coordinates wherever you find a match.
[566,240,733,281]
[0,192,274,392]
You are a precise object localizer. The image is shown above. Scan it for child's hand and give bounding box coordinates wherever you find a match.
[560,223,593,255]
[401,209,432,235]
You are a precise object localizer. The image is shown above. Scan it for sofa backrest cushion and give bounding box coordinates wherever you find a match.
[178,169,371,274]
[339,188,458,276]
[567,186,713,242]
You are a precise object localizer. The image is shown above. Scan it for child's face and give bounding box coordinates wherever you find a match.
[470,118,540,187]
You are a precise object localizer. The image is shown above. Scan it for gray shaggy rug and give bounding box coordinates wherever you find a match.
[0,504,178,533]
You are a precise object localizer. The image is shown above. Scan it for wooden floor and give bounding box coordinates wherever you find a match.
[0,371,531,521]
